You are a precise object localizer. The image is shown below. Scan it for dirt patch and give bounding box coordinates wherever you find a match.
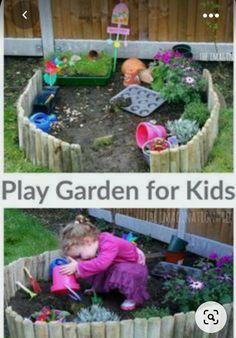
[50,61,184,172]
[8,251,198,323]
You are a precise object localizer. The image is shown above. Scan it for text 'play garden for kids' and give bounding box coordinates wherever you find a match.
[4,0,233,172]
[4,209,233,338]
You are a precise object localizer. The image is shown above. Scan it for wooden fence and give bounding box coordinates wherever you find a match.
[107,209,179,228]
[150,69,220,172]
[4,251,234,338]
[17,70,83,172]
[88,208,233,257]
[4,0,233,42]
[106,208,233,245]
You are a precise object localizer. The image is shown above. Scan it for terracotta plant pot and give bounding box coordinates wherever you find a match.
[165,251,186,264]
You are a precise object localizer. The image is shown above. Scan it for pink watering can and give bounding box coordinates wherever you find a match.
[136,122,167,148]
[51,266,80,299]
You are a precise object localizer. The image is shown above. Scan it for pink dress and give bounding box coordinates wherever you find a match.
[77,232,150,304]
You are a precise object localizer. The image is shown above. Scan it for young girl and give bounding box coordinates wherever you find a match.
[60,215,150,311]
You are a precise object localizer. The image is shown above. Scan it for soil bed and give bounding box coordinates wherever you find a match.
[9,250,198,323]
[50,61,184,172]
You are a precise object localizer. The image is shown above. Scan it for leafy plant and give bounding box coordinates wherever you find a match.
[165,119,199,145]
[91,291,103,306]
[161,66,206,104]
[133,305,170,319]
[182,100,210,127]
[162,253,233,313]
[151,62,169,92]
[151,50,207,104]
[76,305,120,323]
[201,1,220,49]
[30,306,70,323]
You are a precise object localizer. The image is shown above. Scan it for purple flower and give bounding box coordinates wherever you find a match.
[216,255,233,267]
[209,253,218,260]
[174,51,183,58]
[154,49,181,64]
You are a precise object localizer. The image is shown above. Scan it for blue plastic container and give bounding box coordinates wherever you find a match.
[29,112,57,133]
[49,257,69,279]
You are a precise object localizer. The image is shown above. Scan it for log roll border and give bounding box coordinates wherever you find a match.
[17,69,219,173]
[17,70,82,172]
[150,69,221,172]
[5,251,233,338]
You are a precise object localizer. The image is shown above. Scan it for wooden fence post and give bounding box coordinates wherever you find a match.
[134,318,148,338]
[106,321,120,338]
[91,322,105,338]
[38,0,54,56]
[147,317,161,338]
[120,320,133,338]
[77,323,91,338]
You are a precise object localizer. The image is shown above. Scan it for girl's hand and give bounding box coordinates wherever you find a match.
[60,257,78,275]
[137,248,146,265]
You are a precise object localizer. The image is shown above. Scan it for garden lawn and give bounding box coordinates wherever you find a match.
[4,209,58,264]
[203,108,233,172]
[4,103,50,172]
[4,56,49,172]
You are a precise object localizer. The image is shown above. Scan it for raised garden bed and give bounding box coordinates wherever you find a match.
[16,64,219,172]
[5,251,233,338]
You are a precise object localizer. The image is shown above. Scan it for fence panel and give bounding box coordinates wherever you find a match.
[106,209,179,228]
[187,209,233,245]
[4,0,233,42]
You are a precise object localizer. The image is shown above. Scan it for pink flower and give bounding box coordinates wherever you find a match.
[36,314,47,321]
[185,76,195,84]
[189,280,204,290]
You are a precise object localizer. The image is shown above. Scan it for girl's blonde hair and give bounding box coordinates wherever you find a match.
[60,215,100,254]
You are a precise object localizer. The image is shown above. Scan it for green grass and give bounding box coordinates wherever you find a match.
[203,107,233,172]
[4,209,58,264]
[4,103,50,172]
[45,51,112,77]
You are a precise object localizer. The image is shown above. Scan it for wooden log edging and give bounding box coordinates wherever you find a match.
[151,69,221,172]
[4,251,233,338]
[16,70,83,172]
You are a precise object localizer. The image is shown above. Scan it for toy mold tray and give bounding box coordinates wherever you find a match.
[110,85,166,117]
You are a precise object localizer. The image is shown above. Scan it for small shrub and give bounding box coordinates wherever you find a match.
[182,100,210,127]
[133,306,170,319]
[76,305,120,323]
[166,119,199,145]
